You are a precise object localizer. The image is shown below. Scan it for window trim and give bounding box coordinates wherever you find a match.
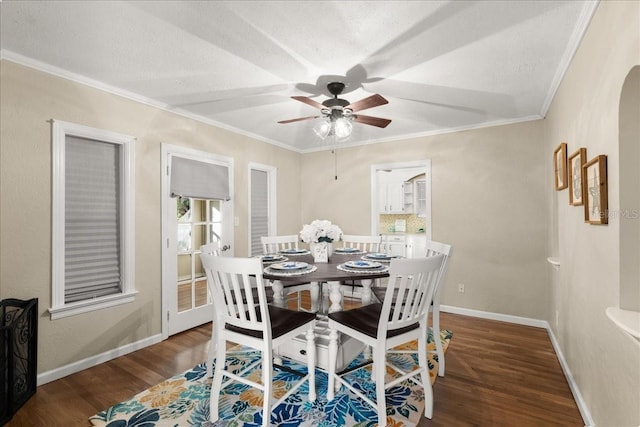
[50,120,136,320]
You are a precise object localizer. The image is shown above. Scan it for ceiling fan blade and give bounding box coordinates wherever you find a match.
[291,96,326,110]
[277,115,321,124]
[345,94,389,112]
[353,114,392,128]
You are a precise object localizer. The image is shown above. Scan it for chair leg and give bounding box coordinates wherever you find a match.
[210,336,226,422]
[374,345,387,427]
[206,319,218,378]
[306,327,316,402]
[327,328,339,401]
[432,304,445,377]
[262,345,273,427]
[418,325,433,419]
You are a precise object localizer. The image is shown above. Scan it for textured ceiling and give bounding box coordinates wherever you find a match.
[0,1,598,152]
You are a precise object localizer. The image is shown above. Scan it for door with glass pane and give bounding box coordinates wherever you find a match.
[175,197,223,328]
[162,146,234,337]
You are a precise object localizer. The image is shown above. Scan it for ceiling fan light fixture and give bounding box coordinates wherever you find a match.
[280,81,390,141]
[334,117,352,139]
[313,119,332,139]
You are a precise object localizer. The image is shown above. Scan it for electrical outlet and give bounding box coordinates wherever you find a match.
[458,283,465,293]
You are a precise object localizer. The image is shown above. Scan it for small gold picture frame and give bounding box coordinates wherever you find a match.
[583,155,608,224]
[554,143,568,190]
[568,148,586,206]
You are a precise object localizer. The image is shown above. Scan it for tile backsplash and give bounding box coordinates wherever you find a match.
[379,214,426,233]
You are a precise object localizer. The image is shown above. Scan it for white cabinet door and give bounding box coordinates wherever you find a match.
[378,174,388,213]
[406,234,427,258]
[383,235,406,257]
[387,178,404,213]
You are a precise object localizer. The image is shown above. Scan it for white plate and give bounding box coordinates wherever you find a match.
[261,254,284,261]
[279,249,308,254]
[366,253,393,259]
[344,260,382,269]
[335,247,360,253]
[270,261,309,271]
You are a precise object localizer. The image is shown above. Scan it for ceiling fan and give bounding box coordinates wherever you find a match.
[278,82,391,139]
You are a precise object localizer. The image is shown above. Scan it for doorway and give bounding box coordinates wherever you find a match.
[161,144,234,338]
[371,160,432,258]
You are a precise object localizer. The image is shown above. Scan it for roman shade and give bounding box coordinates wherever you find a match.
[170,157,230,201]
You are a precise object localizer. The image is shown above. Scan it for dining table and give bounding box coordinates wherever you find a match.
[260,249,393,371]
[262,250,391,312]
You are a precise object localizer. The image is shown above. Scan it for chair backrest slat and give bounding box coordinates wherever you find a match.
[200,254,269,334]
[261,235,300,254]
[341,235,382,252]
[381,255,444,339]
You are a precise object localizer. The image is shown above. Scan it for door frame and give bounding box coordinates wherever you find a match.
[370,160,432,239]
[161,143,234,340]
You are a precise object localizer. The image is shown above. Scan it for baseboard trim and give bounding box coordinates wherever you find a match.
[440,305,593,426]
[545,325,595,427]
[37,333,163,386]
[440,305,548,328]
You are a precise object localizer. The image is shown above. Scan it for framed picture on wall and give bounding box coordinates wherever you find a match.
[568,147,587,205]
[584,155,608,224]
[554,142,568,190]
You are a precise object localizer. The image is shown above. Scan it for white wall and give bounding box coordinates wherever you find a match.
[0,60,302,373]
[544,1,640,424]
[301,120,548,320]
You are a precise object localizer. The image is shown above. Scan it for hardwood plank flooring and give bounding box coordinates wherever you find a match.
[6,296,584,426]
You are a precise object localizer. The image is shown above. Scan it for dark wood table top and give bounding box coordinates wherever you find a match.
[262,252,390,283]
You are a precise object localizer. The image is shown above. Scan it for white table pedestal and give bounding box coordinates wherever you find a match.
[277,316,366,372]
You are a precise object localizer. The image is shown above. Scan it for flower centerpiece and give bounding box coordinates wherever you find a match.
[300,220,343,262]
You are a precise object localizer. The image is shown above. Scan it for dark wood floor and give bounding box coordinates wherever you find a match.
[6,300,584,426]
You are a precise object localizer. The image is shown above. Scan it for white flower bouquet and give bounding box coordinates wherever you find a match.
[299,219,343,243]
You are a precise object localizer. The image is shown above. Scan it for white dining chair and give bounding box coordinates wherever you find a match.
[261,235,310,310]
[201,254,317,427]
[372,240,453,376]
[339,234,382,253]
[200,242,221,378]
[261,234,301,254]
[201,242,274,378]
[327,255,445,426]
[339,234,383,299]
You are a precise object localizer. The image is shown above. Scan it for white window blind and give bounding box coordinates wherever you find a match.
[170,156,230,201]
[250,169,268,256]
[65,136,122,302]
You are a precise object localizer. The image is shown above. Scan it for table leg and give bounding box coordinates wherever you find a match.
[360,279,373,306]
[327,281,343,313]
[271,280,286,308]
[310,281,320,312]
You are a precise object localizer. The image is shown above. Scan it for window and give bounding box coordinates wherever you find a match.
[176,197,221,312]
[50,120,135,319]
[249,163,276,256]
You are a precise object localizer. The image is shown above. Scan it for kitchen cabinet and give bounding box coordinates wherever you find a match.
[382,234,406,257]
[402,181,413,213]
[377,171,413,213]
[415,180,426,217]
[406,234,427,258]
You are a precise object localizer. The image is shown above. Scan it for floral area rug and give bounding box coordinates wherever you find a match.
[90,329,452,427]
